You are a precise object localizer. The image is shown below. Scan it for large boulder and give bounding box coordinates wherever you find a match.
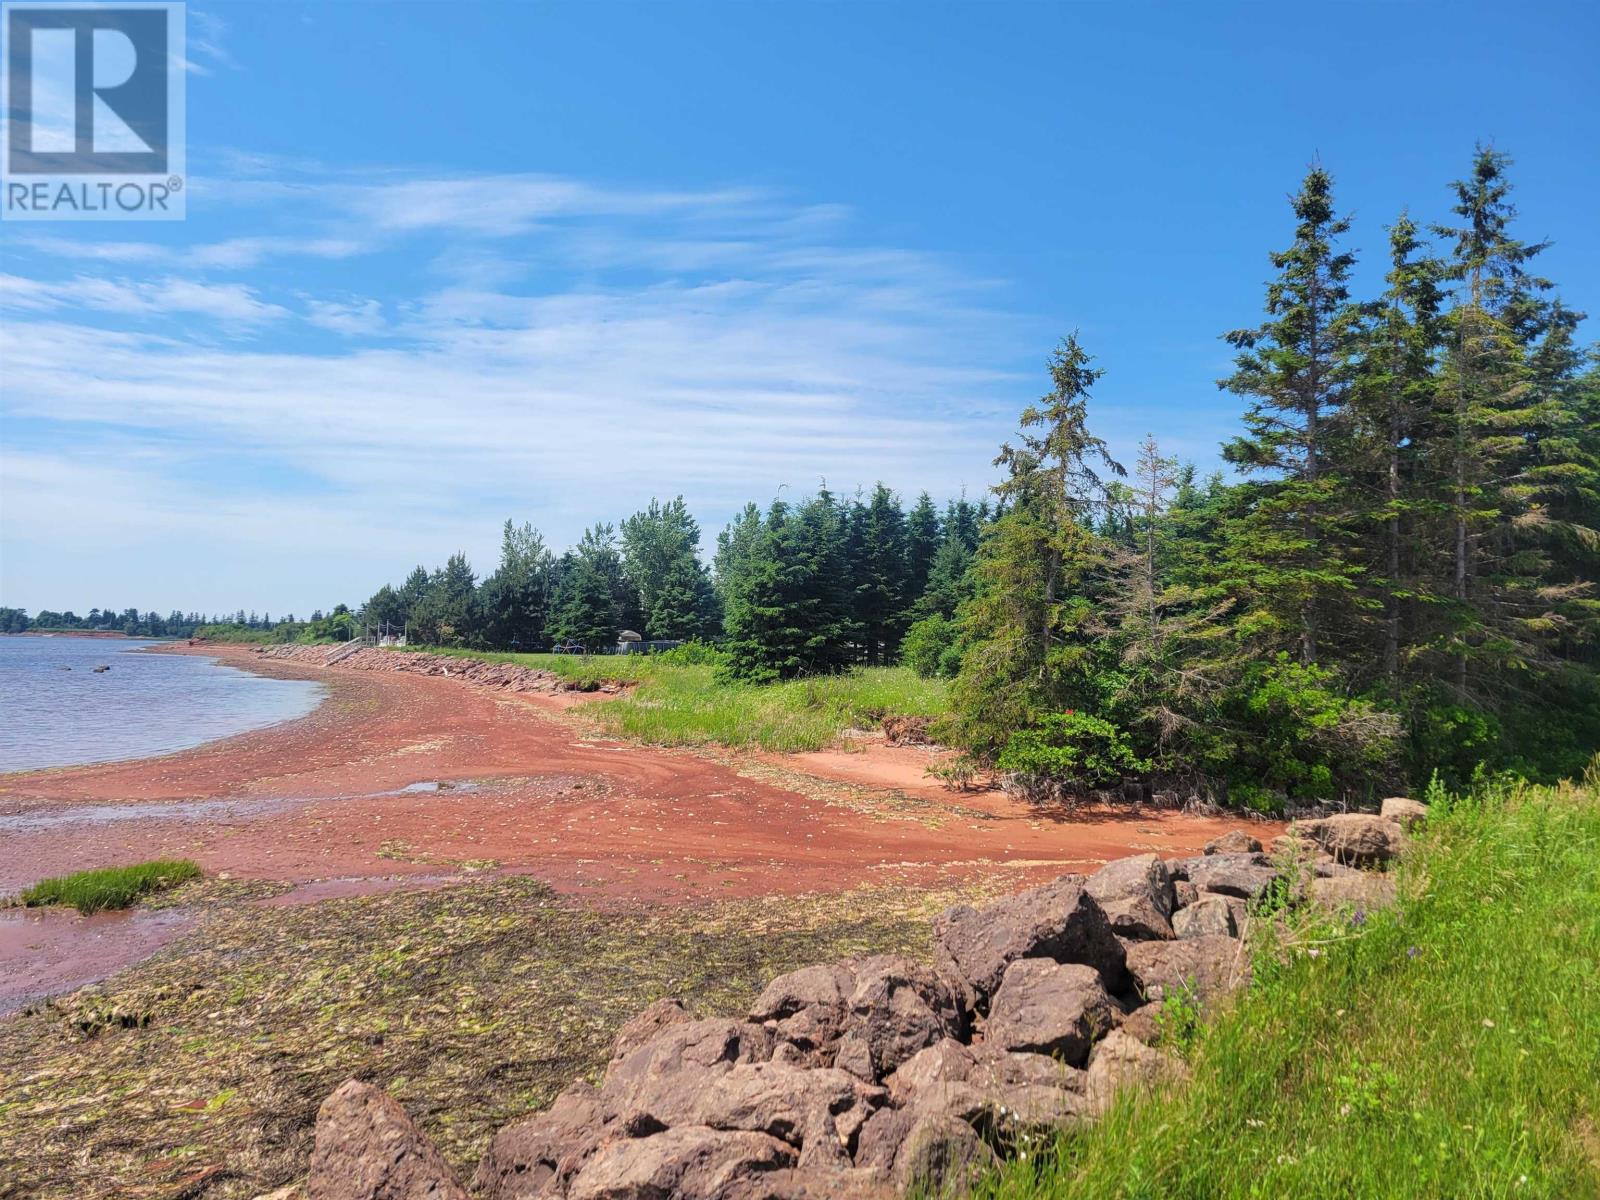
[1380,796,1428,831]
[1085,854,1176,941]
[984,959,1116,1066]
[1175,854,1279,900]
[884,1038,1083,1106]
[307,1080,467,1200]
[933,876,1128,1005]
[1170,894,1237,940]
[676,1062,884,1164]
[1083,1029,1188,1112]
[1123,935,1246,1004]
[748,964,856,1064]
[1203,830,1262,855]
[1291,814,1405,867]
[566,1125,795,1200]
[854,1108,996,1194]
[829,955,967,1083]
[602,1019,775,1136]
[473,1083,611,1200]
[727,1168,895,1199]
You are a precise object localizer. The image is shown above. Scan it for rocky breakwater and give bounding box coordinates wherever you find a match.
[251,644,628,696]
[280,800,1423,1200]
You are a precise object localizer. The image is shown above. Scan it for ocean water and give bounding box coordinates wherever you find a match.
[0,636,325,774]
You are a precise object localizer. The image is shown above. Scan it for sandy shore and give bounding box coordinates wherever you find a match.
[0,644,1274,1005]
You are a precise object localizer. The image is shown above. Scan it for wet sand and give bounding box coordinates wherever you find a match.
[0,645,1275,1003]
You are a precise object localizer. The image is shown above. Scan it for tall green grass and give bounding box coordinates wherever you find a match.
[973,773,1600,1200]
[409,646,949,751]
[591,664,949,752]
[20,860,201,914]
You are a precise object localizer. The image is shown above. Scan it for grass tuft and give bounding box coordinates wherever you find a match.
[20,859,201,914]
[972,774,1600,1200]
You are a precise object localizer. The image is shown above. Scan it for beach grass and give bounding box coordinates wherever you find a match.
[971,772,1600,1200]
[20,859,201,914]
[414,646,949,752]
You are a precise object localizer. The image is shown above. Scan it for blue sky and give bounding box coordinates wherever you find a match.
[1,0,1596,615]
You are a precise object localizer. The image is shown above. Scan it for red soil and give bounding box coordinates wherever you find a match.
[0,646,1277,1000]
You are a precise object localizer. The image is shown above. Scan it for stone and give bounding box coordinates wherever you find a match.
[1292,814,1406,867]
[1181,854,1279,900]
[726,1167,895,1199]
[1309,872,1397,915]
[604,1018,773,1088]
[473,1083,610,1200]
[749,964,857,1065]
[1204,830,1263,855]
[1173,880,1199,908]
[833,955,967,1082]
[1171,895,1236,940]
[884,1039,1083,1106]
[1123,935,1247,1004]
[1380,796,1429,831]
[687,1062,884,1155]
[1112,1001,1166,1045]
[1083,1029,1188,1112]
[856,1109,996,1194]
[307,1079,467,1200]
[608,998,692,1067]
[1086,854,1178,941]
[984,959,1116,1065]
[566,1126,795,1200]
[933,876,1129,1006]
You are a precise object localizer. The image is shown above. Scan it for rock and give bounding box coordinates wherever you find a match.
[1180,854,1279,900]
[1308,872,1397,915]
[1292,814,1406,867]
[1112,1001,1166,1045]
[984,959,1115,1066]
[1171,895,1236,940]
[1204,830,1262,855]
[604,1018,773,1088]
[1123,935,1246,1004]
[307,1079,467,1200]
[884,1038,1083,1106]
[727,1167,895,1199]
[566,1125,795,1200]
[1173,880,1199,908]
[473,1083,610,1199]
[251,1188,305,1200]
[1085,854,1176,941]
[749,964,857,1065]
[681,1062,883,1158]
[832,955,967,1083]
[1380,796,1429,831]
[609,998,692,1067]
[855,1109,995,1194]
[933,876,1128,1006]
[1083,1029,1188,1112]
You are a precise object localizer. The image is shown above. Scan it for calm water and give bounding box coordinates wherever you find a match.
[0,636,325,774]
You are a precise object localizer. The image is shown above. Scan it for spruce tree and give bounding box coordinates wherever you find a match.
[1220,164,1364,665]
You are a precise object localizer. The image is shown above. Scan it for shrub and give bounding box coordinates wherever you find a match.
[651,640,726,667]
[901,614,962,679]
[996,711,1148,800]
[20,859,201,914]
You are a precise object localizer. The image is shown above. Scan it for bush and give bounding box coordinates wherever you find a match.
[20,859,201,914]
[901,614,963,679]
[651,640,726,667]
[996,711,1148,800]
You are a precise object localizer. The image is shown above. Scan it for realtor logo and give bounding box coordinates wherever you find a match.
[2,2,185,219]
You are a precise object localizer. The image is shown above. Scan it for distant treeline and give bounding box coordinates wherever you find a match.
[0,606,356,643]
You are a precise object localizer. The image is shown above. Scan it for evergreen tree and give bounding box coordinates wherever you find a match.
[620,497,717,640]
[903,492,942,609]
[411,553,478,646]
[850,483,910,665]
[1220,164,1365,665]
[478,519,553,649]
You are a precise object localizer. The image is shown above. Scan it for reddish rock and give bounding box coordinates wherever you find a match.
[1086,854,1177,941]
[1204,830,1263,855]
[933,876,1128,1005]
[1083,1029,1188,1111]
[1292,814,1406,867]
[1171,895,1236,940]
[307,1080,466,1200]
[608,998,692,1068]
[1380,796,1428,831]
[565,1125,795,1200]
[1123,935,1247,1004]
[473,1083,610,1200]
[984,959,1116,1065]
[832,955,966,1082]
[1308,872,1397,914]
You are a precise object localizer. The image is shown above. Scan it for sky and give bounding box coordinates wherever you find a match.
[1,0,1596,617]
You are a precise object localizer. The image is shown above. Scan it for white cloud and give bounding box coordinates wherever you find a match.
[0,273,288,325]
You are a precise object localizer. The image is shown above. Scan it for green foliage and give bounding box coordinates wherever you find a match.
[995,711,1148,791]
[974,775,1600,1199]
[900,613,962,679]
[649,639,726,667]
[20,859,200,914]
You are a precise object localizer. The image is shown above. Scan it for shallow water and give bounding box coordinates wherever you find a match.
[0,637,325,774]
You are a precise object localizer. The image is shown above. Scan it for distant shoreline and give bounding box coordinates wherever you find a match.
[2,630,159,640]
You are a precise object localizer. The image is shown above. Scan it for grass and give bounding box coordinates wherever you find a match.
[412,645,950,752]
[19,859,201,914]
[0,876,1000,1200]
[972,771,1600,1200]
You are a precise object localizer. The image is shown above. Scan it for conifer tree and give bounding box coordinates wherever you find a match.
[1220,164,1364,665]
[851,483,910,665]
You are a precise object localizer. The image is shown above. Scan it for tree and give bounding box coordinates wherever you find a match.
[903,492,942,609]
[551,526,622,649]
[620,497,717,640]
[1220,164,1365,666]
[849,483,909,665]
[410,553,478,646]
[946,335,1123,755]
[478,519,553,649]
